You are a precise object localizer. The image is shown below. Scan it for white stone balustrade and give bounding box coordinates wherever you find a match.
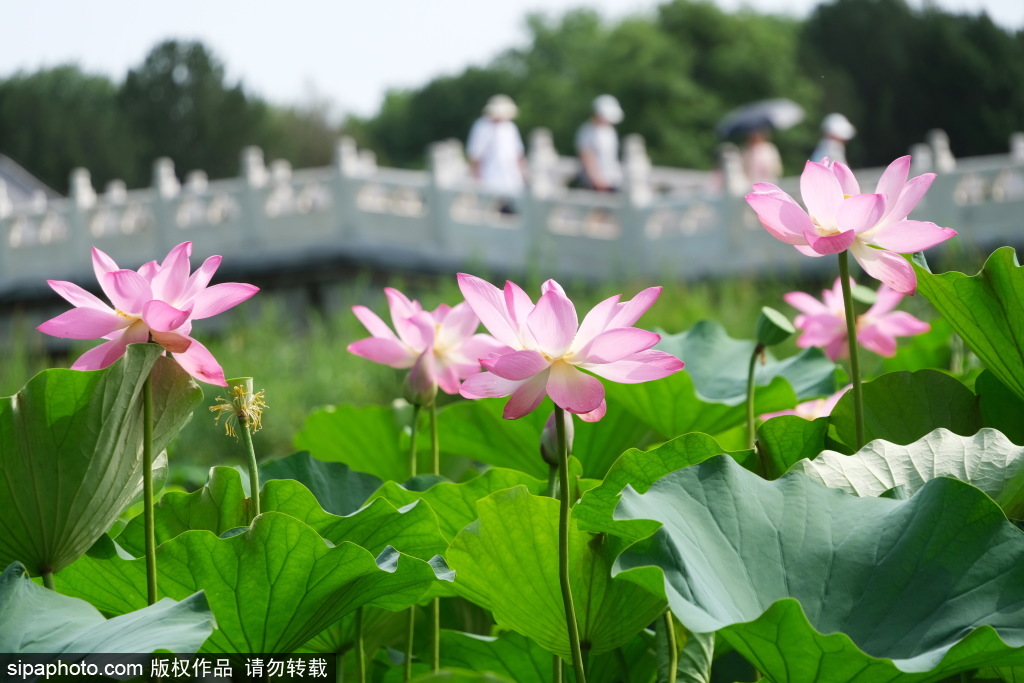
[1,130,1022,296]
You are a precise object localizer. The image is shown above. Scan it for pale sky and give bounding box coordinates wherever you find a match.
[3,0,1022,118]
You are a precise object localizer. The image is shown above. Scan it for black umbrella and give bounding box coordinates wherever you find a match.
[716,98,805,138]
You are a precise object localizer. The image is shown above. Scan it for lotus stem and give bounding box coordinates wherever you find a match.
[546,465,559,498]
[143,372,158,606]
[746,344,764,454]
[404,608,415,682]
[409,403,421,480]
[41,570,54,591]
[553,654,563,683]
[429,402,440,673]
[239,416,260,519]
[404,403,422,682]
[555,406,587,683]
[837,251,865,449]
[355,606,366,683]
[664,610,678,683]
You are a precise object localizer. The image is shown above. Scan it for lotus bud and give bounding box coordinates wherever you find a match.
[404,349,438,407]
[540,410,574,467]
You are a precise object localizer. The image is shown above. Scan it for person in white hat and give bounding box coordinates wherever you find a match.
[466,94,526,213]
[811,113,857,164]
[575,94,624,192]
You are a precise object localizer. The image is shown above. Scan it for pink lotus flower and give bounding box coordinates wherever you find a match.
[745,156,956,294]
[38,242,259,386]
[760,385,851,421]
[347,288,507,396]
[457,274,684,421]
[784,278,930,360]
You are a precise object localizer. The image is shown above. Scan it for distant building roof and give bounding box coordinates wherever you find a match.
[0,155,62,208]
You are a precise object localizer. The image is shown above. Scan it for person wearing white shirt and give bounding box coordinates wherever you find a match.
[575,94,624,192]
[467,94,526,213]
[811,113,856,164]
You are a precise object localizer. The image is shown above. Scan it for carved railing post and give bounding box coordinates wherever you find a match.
[239,146,267,250]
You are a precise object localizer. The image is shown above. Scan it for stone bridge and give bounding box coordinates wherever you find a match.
[2,129,1022,300]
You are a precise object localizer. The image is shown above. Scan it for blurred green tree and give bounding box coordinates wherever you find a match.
[118,40,267,182]
[0,66,137,193]
[801,0,1024,166]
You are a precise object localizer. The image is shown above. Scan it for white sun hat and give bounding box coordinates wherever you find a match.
[822,113,856,140]
[593,94,624,124]
[483,94,518,120]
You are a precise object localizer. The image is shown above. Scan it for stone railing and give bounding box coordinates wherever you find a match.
[2,129,1023,297]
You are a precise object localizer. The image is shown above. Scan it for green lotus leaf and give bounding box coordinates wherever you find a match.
[0,343,202,576]
[574,432,754,544]
[0,561,212,654]
[116,466,447,560]
[756,415,836,476]
[792,428,1024,519]
[55,512,451,653]
[447,486,665,657]
[655,613,714,683]
[369,467,548,543]
[261,451,383,516]
[294,404,414,483]
[828,370,980,449]
[298,606,406,655]
[385,628,658,683]
[976,370,1024,446]
[437,398,651,480]
[260,480,448,560]
[116,467,249,556]
[408,670,514,682]
[914,247,1024,402]
[614,456,1024,682]
[654,321,836,405]
[604,321,836,444]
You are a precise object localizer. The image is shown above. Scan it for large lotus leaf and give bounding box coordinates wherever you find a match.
[0,561,212,657]
[431,630,551,682]
[432,629,657,683]
[880,317,955,375]
[613,456,1024,682]
[655,613,714,683]
[385,629,657,683]
[605,322,835,442]
[437,398,648,479]
[261,451,383,516]
[299,606,406,655]
[976,370,1024,446]
[294,403,415,482]
[914,247,1024,402]
[116,467,447,560]
[793,428,1024,519]
[756,415,837,476]
[447,486,665,657]
[574,433,754,544]
[654,321,836,404]
[828,369,980,450]
[369,467,548,542]
[0,343,202,576]
[116,467,249,556]
[408,671,514,682]
[260,481,448,560]
[55,512,451,653]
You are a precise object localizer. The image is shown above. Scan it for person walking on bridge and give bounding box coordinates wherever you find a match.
[575,94,624,192]
[467,94,527,214]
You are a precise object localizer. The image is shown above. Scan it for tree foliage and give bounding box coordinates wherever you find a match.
[0,66,137,193]
[1,0,1022,191]
[802,0,1024,166]
[118,40,269,183]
